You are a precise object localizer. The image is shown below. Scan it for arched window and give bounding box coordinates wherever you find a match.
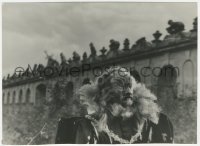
[183,60,194,98]
[65,82,74,99]
[157,65,178,87]
[82,78,91,85]
[12,91,16,104]
[157,64,178,111]
[130,70,141,83]
[7,92,10,104]
[19,90,23,104]
[3,93,5,104]
[36,84,46,105]
[26,88,31,103]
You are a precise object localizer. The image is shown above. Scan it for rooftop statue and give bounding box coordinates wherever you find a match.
[72,51,81,62]
[36,64,45,77]
[107,39,121,58]
[191,17,197,32]
[89,43,97,57]
[89,43,97,62]
[100,47,107,56]
[135,37,152,50]
[136,37,146,45]
[82,52,88,62]
[109,39,120,51]
[44,51,59,67]
[123,38,130,51]
[71,51,81,66]
[7,74,10,80]
[152,30,162,44]
[166,20,185,34]
[11,73,18,79]
[59,53,69,76]
[60,53,68,66]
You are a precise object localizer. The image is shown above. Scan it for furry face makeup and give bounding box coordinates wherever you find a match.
[133,84,161,124]
[78,66,161,124]
[78,66,138,118]
[96,67,137,108]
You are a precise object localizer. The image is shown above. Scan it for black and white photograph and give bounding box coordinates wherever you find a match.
[2,2,198,144]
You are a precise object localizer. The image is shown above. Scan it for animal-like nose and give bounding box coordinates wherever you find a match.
[125,87,132,94]
[124,93,132,99]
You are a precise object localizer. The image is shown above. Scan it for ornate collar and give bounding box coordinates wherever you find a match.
[85,115,143,144]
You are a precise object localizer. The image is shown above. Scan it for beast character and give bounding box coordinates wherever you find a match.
[55,66,173,144]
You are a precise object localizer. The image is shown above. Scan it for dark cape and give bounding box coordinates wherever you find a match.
[55,113,173,144]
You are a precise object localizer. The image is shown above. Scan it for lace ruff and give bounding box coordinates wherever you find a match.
[85,115,143,144]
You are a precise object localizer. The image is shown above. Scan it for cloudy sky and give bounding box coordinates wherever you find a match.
[2,2,197,76]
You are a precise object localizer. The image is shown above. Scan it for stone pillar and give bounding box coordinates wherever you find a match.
[46,81,55,103]
[31,86,36,104]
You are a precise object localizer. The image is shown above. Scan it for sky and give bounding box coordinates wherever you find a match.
[2,2,197,77]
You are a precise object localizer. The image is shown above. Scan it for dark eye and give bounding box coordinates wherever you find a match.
[115,82,123,88]
[125,83,132,88]
[103,74,109,79]
[116,79,125,86]
[98,77,103,84]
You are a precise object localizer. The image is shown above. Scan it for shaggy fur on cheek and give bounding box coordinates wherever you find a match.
[136,99,161,124]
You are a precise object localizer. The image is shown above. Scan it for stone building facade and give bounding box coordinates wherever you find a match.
[2,18,197,144]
